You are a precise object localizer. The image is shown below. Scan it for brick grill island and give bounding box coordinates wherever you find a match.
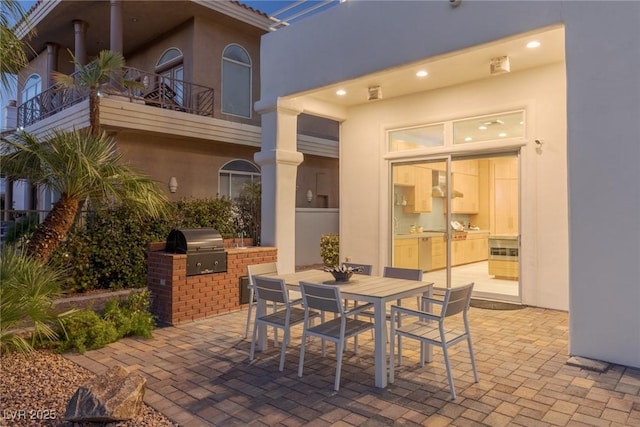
[147,240,277,325]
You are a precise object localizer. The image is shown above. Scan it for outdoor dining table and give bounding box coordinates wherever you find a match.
[256,269,434,388]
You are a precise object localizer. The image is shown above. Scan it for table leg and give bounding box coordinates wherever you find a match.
[373,299,387,388]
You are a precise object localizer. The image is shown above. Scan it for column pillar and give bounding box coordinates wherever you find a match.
[110,0,123,54]
[45,43,59,88]
[254,99,304,274]
[72,20,87,68]
[3,179,14,221]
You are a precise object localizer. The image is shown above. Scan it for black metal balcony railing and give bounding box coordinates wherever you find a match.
[17,67,215,128]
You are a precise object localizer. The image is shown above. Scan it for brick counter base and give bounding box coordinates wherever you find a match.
[147,242,277,325]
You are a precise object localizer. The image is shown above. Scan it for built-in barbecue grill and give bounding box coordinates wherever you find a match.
[166,228,227,275]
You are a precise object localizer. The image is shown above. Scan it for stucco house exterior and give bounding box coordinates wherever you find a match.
[2,0,339,263]
[256,0,640,369]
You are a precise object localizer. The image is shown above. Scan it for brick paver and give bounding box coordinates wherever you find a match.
[64,304,640,426]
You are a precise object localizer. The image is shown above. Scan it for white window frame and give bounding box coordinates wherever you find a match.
[218,159,261,199]
[221,44,252,118]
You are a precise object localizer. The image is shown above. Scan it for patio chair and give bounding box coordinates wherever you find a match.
[357,266,423,354]
[249,276,317,371]
[389,283,478,400]
[245,263,304,342]
[244,263,278,339]
[298,281,375,391]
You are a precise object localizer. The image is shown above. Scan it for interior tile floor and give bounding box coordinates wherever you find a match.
[424,261,521,301]
[65,295,640,426]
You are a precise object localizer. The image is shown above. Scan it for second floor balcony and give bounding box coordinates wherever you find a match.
[17,67,215,129]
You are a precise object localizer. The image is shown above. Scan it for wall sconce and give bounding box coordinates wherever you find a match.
[306,189,313,203]
[168,177,178,193]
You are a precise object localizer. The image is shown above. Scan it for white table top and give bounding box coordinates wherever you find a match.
[264,269,433,302]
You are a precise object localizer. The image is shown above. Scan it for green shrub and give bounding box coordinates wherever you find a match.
[51,206,172,292]
[50,196,253,292]
[57,290,155,353]
[233,182,261,244]
[320,234,340,267]
[173,197,235,237]
[57,309,119,354]
[102,290,155,339]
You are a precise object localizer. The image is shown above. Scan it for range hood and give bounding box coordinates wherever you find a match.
[432,170,464,198]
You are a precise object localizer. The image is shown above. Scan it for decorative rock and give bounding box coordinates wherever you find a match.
[65,365,146,423]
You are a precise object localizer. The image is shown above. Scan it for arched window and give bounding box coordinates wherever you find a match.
[21,74,42,120]
[155,48,184,105]
[21,74,41,103]
[221,44,251,118]
[219,160,260,198]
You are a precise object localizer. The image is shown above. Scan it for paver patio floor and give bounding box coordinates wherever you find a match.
[65,302,640,426]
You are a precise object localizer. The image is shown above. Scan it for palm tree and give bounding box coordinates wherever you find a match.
[1,129,170,263]
[52,50,136,135]
[0,0,33,91]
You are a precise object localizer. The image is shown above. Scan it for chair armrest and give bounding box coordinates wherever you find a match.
[390,305,440,322]
[421,296,444,305]
[289,298,304,306]
[345,303,375,317]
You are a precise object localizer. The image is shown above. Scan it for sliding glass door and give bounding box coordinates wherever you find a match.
[391,152,521,302]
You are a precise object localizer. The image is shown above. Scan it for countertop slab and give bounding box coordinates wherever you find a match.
[394,230,489,239]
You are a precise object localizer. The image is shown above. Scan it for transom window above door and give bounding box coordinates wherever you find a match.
[389,110,525,152]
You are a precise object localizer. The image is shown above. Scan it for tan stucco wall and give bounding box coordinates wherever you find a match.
[114,130,338,208]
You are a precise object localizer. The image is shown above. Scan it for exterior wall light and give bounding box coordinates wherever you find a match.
[306,189,313,203]
[168,177,178,193]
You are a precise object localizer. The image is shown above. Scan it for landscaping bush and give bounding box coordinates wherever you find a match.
[173,197,235,237]
[233,182,261,245]
[57,309,119,354]
[57,290,155,353]
[50,196,255,292]
[51,206,171,292]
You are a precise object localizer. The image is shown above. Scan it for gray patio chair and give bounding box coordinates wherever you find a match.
[389,282,478,400]
[249,276,317,371]
[245,263,278,339]
[357,266,423,355]
[298,281,375,391]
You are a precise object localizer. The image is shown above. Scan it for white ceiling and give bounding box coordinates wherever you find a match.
[301,26,565,109]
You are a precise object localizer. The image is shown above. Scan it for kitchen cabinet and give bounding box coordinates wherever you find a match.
[454,232,489,265]
[451,173,479,213]
[452,159,479,175]
[393,165,416,186]
[393,238,419,269]
[430,236,446,270]
[394,165,432,213]
[490,158,518,235]
[412,166,433,213]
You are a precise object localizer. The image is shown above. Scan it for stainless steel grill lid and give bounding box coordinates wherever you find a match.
[166,228,224,254]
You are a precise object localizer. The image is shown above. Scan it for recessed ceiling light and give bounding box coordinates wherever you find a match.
[336,89,347,96]
[478,125,487,130]
[416,70,428,77]
[526,41,541,49]
[464,137,472,142]
[498,132,507,137]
